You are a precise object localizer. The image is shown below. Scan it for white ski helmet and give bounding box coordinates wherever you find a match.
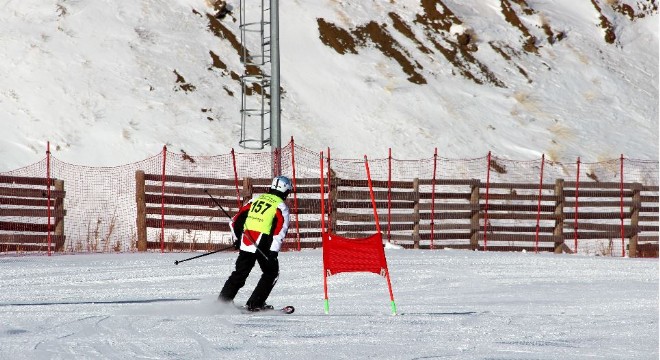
[270,176,293,193]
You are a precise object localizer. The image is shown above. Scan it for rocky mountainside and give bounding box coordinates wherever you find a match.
[0,0,657,170]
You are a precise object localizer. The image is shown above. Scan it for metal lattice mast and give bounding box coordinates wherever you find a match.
[238,0,281,176]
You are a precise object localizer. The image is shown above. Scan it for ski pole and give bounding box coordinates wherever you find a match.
[204,190,270,261]
[174,244,236,265]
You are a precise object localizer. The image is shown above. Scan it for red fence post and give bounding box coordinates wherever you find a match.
[320,151,328,312]
[387,148,392,243]
[47,141,52,256]
[160,145,167,253]
[574,157,581,253]
[430,148,437,250]
[327,147,333,234]
[291,137,301,251]
[484,151,492,251]
[535,154,545,253]
[320,152,326,232]
[620,154,625,257]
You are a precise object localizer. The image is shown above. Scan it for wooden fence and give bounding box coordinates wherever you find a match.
[0,175,66,252]
[135,171,325,252]
[135,172,658,257]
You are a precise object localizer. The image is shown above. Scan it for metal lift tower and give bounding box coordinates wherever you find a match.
[238,0,281,176]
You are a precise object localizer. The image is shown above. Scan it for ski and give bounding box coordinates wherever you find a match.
[239,305,295,314]
[279,305,295,314]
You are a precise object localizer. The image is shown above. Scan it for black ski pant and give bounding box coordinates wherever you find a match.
[218,250,279,308]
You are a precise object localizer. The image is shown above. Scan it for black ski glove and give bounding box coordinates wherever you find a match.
[233,239,240,250]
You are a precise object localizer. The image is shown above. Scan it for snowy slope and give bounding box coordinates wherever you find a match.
[0,0,657,171]
[0,250,657,359]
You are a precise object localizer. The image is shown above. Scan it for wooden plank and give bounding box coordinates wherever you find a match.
[144,194,238,208]
[424,192,473,200]
[477,245,555,252]
[561,231,623,239]
[419,179,480,186]
[563,190,635,197]
[420,223,474,231]
[336,179,415,188]
[337,190,416,201]
[335,223,412,232]
[418,203,477,211]
[145,218,230,231]
[476,233,562,242]
[0,197,50,206]
[564,222,636,232]
[294,241,323,249]
[290,187,327,194]
[484,183,555,190]
[421,232,473,240]
[0,187,66,199]
[419,192,473,200]
[638,225,659,232]
[145,185,240,198]
[291,178,323,185]
[485,213,560,220]
[422,212,476,221]
[563,212,624,219]
[482,194,558,202]
[0,221,50,232]
[483,204,556,212]
[334,201,414,209]
[640,194,659,203]
[640,185,660,192]
[565,201,636,207]
[0,243,65,252]
[335,212,416,222]
[564,181,653,189]
[145,207,229,218]
[290,220,323,229]
[290,208,324,215]
[333,231,410,241]
[250,178,273,185]
[293,198,328,209]
[0,208,66,217]
[0,234,65,244]
[144,174,237,186]
[563,181,617,189]
[638,235,659,242]
[286,232,324,239]
[145,241,236,252]
[424,211,473,220]
[386,233,415,241]
[0,176,53,186]
[486,225,555,232]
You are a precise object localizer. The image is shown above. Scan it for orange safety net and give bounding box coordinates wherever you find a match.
[1,140,657,257]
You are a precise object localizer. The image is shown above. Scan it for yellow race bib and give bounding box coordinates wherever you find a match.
[244,194,283,234]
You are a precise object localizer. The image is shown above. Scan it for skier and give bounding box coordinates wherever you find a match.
[218,175,292,311]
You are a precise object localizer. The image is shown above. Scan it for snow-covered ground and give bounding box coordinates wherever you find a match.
[0,249,657,359]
